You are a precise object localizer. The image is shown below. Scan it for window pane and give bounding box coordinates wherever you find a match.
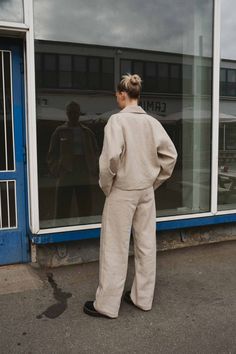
[225,125,236,150]
[8,181,16,227]
[101,58,114,90]
[182,65,192,94]
[0,51,15,171]
[220,68,227,96]
[3,52,14,170]
[0,0,23,22]
[59,55,71,71]
[35,53,43,88]
[144,62,157,92]
[0,52,7,171]
[197,66,212,95]
[133,61,144,78]
[43,54,57,88]
[88,57,100,89]
[34,0,213,229]
[0,182,8,228]
[44,54,56,70]
[227,69,236,96]
[120,60,131,75]
[158,63,169,93]
[73,56,87,89]
[227,69,236,82]
[220,68,226,82]
[59,55,72,88]
[218,0,236,210]
[170,64,181,93]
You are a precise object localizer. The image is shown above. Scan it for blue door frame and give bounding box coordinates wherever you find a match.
[0,38,29,265]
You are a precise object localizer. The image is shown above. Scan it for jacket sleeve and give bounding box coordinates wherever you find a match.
[99,115,124,196]
[153,121,178,190]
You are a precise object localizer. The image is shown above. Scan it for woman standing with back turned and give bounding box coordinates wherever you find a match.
[84,74,178,318]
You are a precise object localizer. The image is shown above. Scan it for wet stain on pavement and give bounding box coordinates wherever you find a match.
[36,272,72,319]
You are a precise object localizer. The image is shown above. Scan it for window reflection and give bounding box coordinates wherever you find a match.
[34,0,213,229]
[35,52,114,91]
[218,0,236,210]
[47,101,99,224]
[34,0,212,57]
[36,43,213,228]
[0,0,23,23]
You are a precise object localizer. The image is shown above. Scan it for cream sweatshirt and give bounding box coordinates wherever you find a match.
[99,105,178,196]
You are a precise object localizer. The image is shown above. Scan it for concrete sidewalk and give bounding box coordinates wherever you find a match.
[0,241,236,354]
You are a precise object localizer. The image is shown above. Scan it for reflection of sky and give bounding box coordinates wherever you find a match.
[34,0,213,57]
[221,0,236,60]
[0,0,23,22]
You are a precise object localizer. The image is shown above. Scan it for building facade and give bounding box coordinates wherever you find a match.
[0,0,236,265]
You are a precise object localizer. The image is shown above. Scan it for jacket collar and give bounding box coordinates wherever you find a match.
[120,105,146,114]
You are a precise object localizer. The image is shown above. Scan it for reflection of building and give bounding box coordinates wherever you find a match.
[1,0,236,267]
[35,40,212,114]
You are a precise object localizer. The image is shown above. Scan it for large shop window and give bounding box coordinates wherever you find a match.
[34,0,213,229]
[218,0,236,210]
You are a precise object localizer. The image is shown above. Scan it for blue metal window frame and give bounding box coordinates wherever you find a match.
[30,214,236,244]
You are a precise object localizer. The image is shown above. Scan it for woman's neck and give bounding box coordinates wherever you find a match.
[124,99,138,107]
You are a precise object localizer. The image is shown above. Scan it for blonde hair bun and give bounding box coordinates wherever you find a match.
[117,73,142,99]
[129,74,142,86]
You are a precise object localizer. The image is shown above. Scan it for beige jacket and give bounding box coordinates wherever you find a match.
[99,105,178,196]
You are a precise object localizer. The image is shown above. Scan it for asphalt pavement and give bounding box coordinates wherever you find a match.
[0,240,236,354]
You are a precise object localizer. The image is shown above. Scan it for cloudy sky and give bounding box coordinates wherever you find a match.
[1,0,234,60]
[33,0,213,57]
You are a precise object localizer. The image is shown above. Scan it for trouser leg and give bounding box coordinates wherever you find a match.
[94,188,137,318]
[131,187,157,311]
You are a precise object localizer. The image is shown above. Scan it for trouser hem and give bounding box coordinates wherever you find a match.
[93,301,118,319]
[130,295,153,311]
[132,302,152,311]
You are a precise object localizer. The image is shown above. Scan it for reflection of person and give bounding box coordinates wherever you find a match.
[47,101,99,219]
[84,74,178,318]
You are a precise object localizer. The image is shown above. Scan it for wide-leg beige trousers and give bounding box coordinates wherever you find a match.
[94,186,156,318]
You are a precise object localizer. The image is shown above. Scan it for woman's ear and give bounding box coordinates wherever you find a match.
[121,91,128,101]
[116,91,126,108]
[116,91,125,99]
